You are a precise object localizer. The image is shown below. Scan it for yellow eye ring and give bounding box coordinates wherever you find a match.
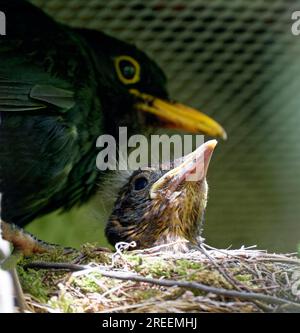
[115,55,141,85]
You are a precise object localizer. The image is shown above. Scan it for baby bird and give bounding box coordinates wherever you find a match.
[106,140,217,251]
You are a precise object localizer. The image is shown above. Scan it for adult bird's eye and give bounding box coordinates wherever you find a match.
[121,62,136,80]
[133,176,148,191]
[115,55,140,85]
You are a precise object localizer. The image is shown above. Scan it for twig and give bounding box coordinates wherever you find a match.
[99,300,158,313]
[254,257,300,265]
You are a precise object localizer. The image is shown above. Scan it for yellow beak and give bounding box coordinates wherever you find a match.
[130,89,227,140]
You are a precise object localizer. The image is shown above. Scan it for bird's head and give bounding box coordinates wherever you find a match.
[76,29,226,139]
[105,140,217,251]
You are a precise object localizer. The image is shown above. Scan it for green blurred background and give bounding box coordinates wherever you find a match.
[27,0,300,252]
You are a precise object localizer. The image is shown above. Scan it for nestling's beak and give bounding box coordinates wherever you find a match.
[130,89,227,140]
[150,140,217,199]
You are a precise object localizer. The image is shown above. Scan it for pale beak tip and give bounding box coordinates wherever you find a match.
[205,139,218,150]
[221,130,228,140]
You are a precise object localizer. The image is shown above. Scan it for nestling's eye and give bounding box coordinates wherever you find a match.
[115,55,140,85]
[133,176,148,191]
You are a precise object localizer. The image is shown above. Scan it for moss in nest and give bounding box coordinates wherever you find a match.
[130,288,161,302]
[145,260,174,278]
[49,292,77,313]
[71,272,105,293]
[124,255,172,278]
[79,243,112,265]
[173,259,203,276]
[124,254,143,266]
[191,269,232,291]
[17,267,49,303]
[228,267,258,289]
[235,274,254,283]
[127,256,203,279]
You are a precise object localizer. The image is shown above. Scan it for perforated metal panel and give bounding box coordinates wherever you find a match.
[29,0,300,251]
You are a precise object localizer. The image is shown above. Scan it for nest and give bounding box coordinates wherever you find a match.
[16,241,300,313]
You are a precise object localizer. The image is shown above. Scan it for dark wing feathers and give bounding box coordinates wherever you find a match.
[0,78,44,111]
[0,78,75,112]
[30,85,75,111]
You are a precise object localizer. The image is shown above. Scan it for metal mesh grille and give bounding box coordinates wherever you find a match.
[29,0,300,251]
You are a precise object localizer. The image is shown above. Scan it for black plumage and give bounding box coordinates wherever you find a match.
[0,0,225,227]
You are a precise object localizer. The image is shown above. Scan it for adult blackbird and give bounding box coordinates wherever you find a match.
[0,0,225,227]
